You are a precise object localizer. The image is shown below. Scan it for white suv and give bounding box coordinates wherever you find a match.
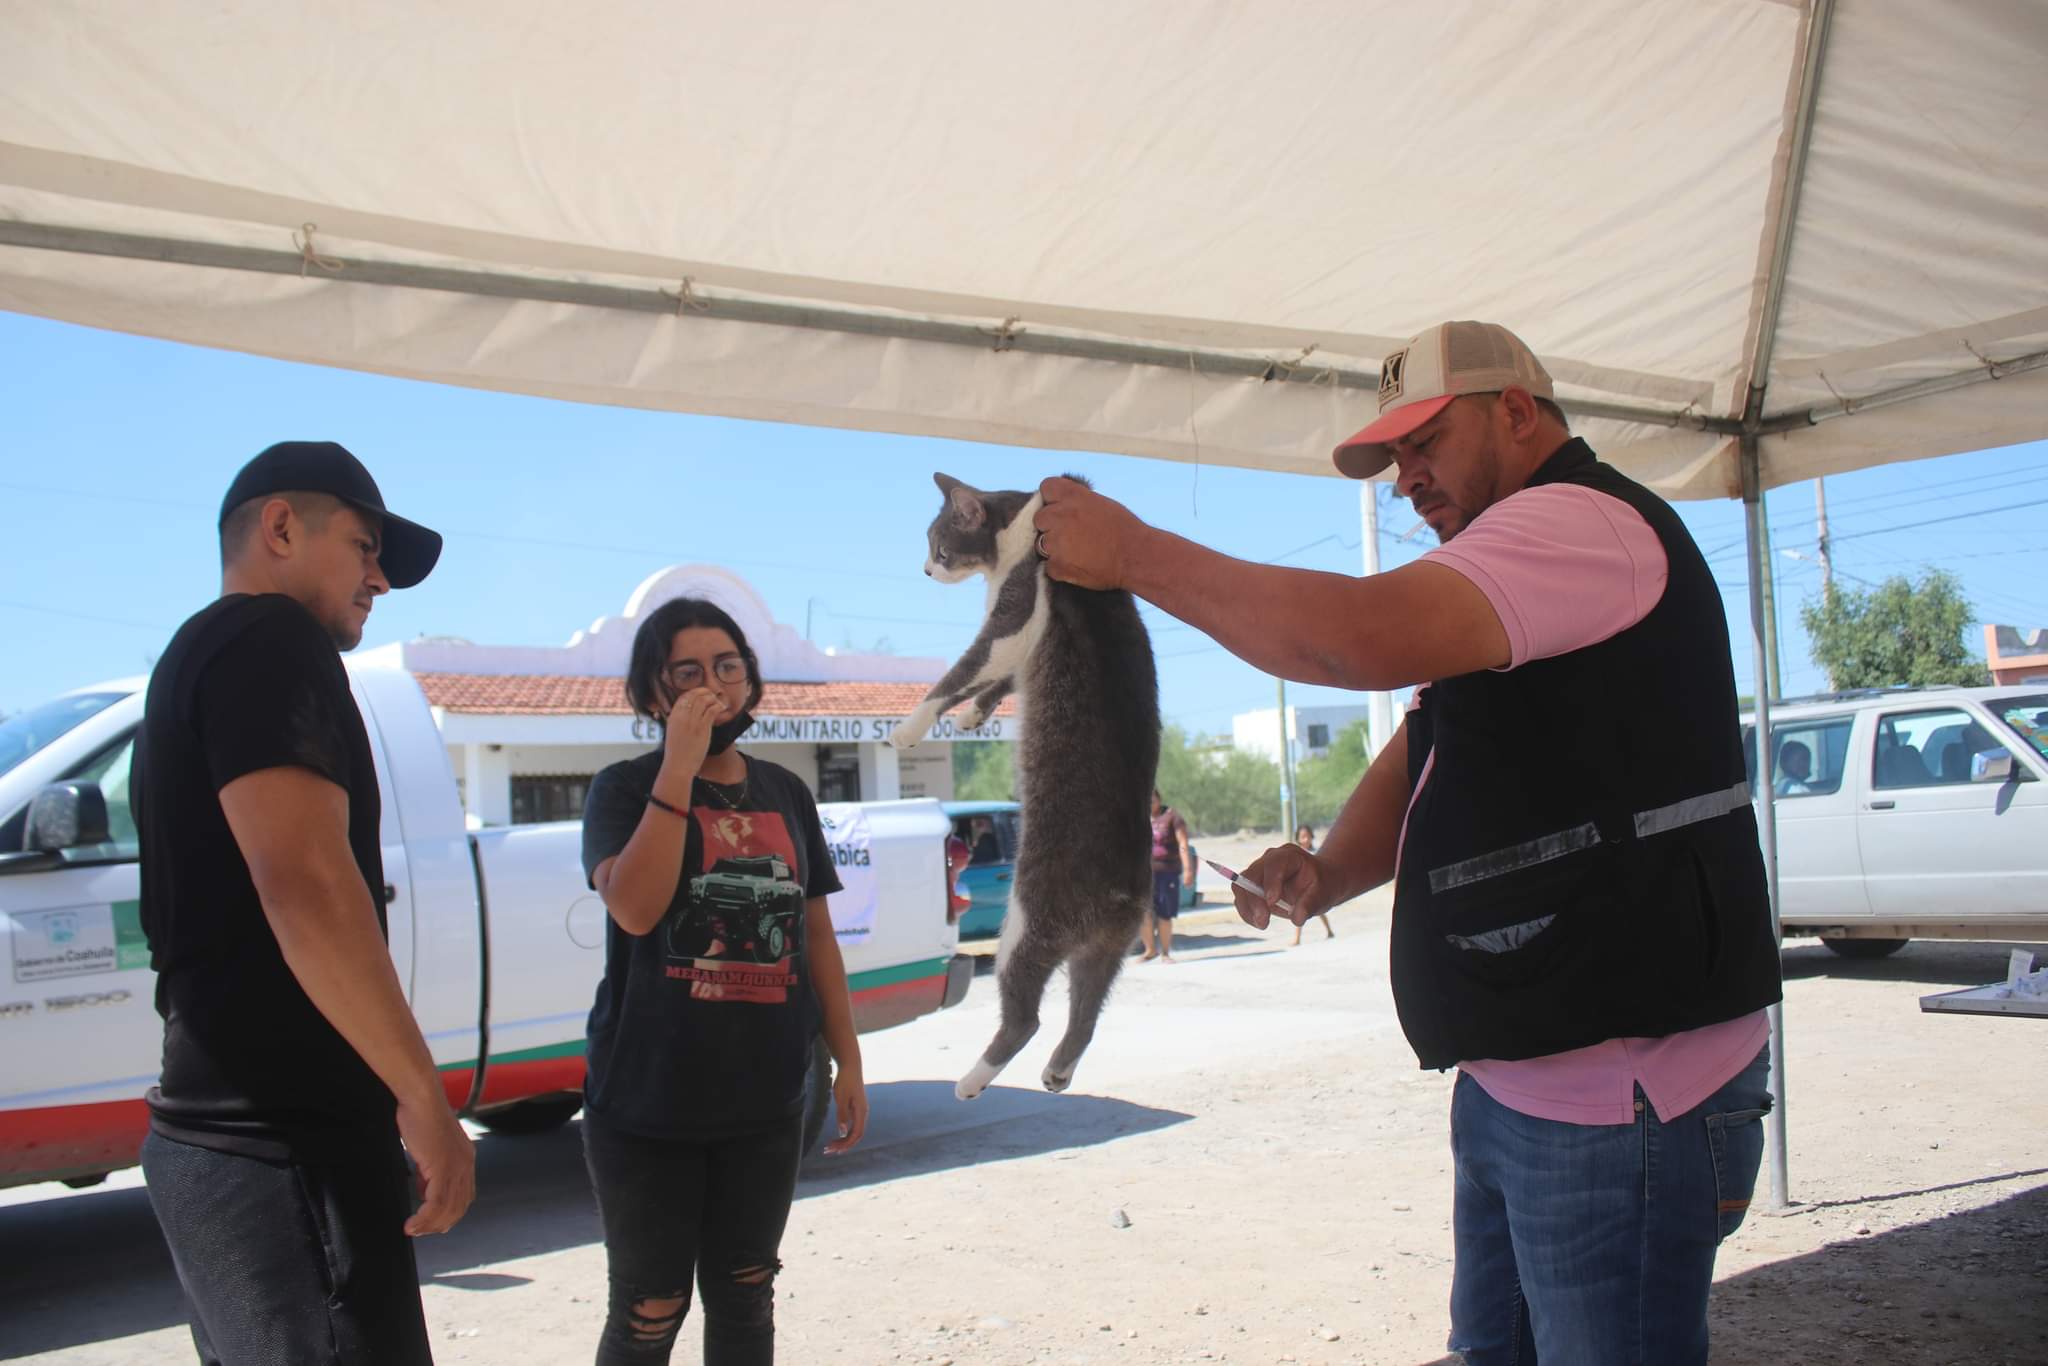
[1741,685,2048,957]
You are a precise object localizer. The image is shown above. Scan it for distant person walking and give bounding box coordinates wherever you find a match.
[1142,790,1195,962]
[136,441,469,1365]
[1289,825,1336,945]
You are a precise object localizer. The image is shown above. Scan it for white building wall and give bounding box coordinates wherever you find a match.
[895,746,953,801]
[1232,703,1371,763]
[407,564,1006,824]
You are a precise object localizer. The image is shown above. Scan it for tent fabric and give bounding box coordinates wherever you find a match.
[1,1,2044,497]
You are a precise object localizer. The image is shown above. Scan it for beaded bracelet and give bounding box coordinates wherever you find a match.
[646,793,689,819]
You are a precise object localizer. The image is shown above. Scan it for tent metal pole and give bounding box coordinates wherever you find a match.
[1748,0,1838,392]
[0,218,1735,438]
[1759,346,2048,435]
[1743,435,1791,1211]
[1734,0,1834,1213]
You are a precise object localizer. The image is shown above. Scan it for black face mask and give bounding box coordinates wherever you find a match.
[706,708,755,755]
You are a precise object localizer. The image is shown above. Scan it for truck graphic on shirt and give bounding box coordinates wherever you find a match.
[674,854,803,964]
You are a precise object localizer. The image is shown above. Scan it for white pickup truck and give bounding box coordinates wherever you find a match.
[1745,685,2048,957]
[0,664,972,1189]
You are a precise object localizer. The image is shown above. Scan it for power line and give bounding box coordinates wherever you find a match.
[1697,463,2048,562]
[0,479,206,511]
[0,598,173,632]
[1764,461,2048,533]
[1828,494,2048,543]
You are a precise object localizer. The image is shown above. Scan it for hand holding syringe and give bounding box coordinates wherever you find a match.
[1205,859,1297,918]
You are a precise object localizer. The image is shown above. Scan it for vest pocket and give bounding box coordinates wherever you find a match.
[1427,835,1615,989]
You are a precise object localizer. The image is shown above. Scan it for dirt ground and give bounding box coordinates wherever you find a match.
[5,835,2045,1365]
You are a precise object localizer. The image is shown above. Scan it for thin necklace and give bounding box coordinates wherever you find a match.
[695,759,749,811]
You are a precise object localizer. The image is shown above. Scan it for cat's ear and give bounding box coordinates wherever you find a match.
[933,471,961,495]
[946,481,987,529]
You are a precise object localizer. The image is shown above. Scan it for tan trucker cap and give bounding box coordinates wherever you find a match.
[1332,321,1555,479]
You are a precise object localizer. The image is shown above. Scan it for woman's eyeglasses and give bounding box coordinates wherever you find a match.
[661,656,748,691]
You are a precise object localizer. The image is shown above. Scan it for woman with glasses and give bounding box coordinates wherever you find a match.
[576,597,867,1365]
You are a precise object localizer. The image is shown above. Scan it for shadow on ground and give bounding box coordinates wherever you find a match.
[1706,1183,2048,1365]
[1779,938,2047,987]
[0,1082,1187,1356]
[796,1080,1190,1195]
[964,926,1282,976]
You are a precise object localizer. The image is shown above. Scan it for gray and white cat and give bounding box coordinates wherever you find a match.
[891,472,1161,1099]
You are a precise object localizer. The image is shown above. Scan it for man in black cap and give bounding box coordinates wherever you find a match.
[135,441,470,1364]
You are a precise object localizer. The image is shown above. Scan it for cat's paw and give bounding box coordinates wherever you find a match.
[888,720,924,750]
[1041,1063,1074,1094]
[955,1057,1000,1100]
[956,703,989,730]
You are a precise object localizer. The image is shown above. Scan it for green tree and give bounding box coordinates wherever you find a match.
[1293,719,1373,829]
[951,741,1016,801]
[1155,724,1283,835]
[957,727,1288,833]
[1798,570,1989,691]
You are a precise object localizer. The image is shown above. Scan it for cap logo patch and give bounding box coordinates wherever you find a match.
[1378,348,1407,408]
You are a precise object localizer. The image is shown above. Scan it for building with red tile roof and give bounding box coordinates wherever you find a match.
[357,565,1017,826]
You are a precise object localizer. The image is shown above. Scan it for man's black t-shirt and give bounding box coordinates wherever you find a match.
[580,751,842,1139]
[135,594,397,1160]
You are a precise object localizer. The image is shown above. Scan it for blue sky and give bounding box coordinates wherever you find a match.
[3,311,2045,731]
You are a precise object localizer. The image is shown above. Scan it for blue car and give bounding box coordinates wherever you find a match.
[943,800,1021,939]
[942,800,1200,940]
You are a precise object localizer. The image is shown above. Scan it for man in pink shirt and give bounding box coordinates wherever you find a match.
[1034,321,1780,1366]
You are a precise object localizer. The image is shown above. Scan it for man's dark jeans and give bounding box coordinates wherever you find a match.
[141,1130,431,1365]
[582,1111,804,1366]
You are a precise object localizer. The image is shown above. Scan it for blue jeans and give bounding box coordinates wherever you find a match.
[1447,1046,1771,1366]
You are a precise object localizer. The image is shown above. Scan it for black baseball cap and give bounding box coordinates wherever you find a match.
[219,441,443,589]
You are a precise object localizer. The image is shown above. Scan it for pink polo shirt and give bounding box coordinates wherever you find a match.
[1403,481,1769,1125]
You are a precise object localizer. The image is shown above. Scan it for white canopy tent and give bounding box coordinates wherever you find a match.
[4,0,2045,1205]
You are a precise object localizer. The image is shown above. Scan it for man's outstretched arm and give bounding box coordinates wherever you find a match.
[1033,477,1507,691]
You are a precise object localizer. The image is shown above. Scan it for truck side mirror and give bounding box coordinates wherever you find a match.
[1969,748,2015,784]
[24,782,111,852]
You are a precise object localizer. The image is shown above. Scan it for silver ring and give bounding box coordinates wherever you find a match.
[1035,531,1049,558]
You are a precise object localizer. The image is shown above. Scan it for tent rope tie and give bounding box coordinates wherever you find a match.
[1815,368,1857,414]
[982,316,1023,352]
[293,223,344,277]
[1261,343,1320,383]
[1960,338,2006,380]
[661,277,709,316]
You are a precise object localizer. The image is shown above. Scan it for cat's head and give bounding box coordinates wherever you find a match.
[923,473,1032,583]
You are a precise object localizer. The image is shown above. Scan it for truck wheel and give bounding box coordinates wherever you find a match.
[1822,937,1909,959]
[475,1094,584,1135]
[799,1038,833,1162]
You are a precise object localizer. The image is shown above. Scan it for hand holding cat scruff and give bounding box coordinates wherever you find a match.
[892,472,1161,1100]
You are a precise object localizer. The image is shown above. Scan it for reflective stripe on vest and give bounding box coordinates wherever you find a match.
[1425,779,1752,896]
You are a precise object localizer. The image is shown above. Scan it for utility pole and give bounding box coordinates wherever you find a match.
[1814,477,1834,691]
[1814,477,1833,598]
[1275,677,1296,838]
[1360,480,1393,759]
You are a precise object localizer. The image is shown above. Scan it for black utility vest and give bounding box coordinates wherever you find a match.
[1393,439,1782,1070]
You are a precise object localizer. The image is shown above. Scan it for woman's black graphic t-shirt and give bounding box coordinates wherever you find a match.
[580,752,842,1139]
